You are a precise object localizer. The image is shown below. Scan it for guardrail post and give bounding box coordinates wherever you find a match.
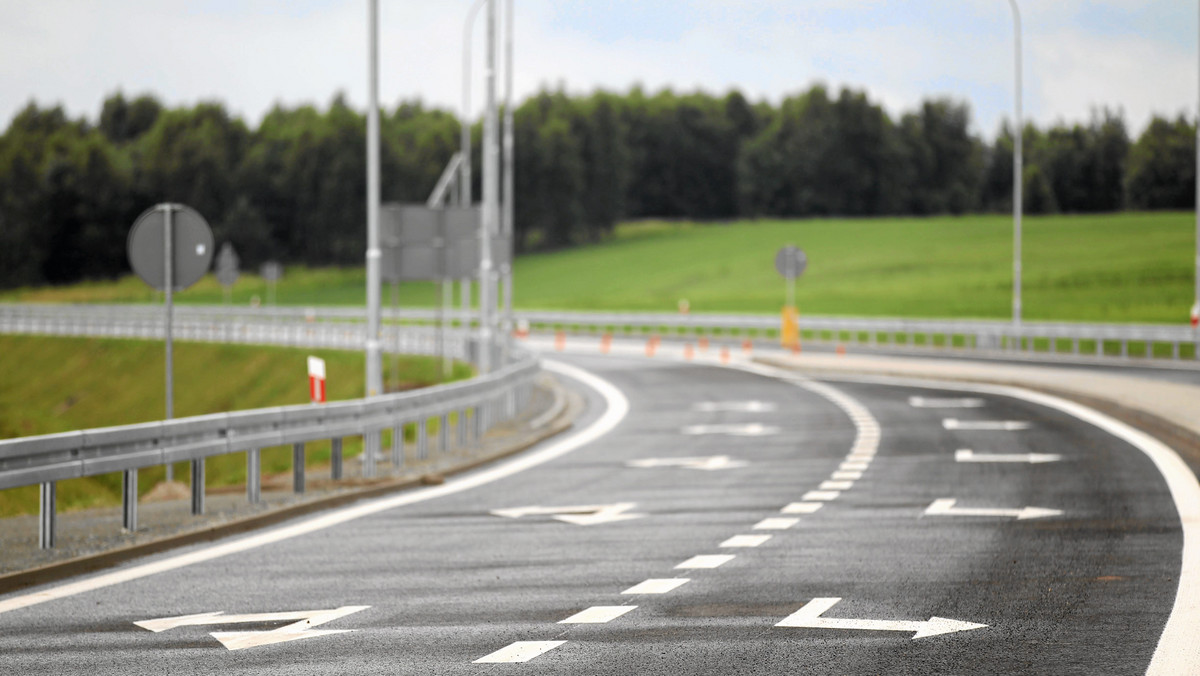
[363,431,379,478]
[391,424,404,469]
[247,449,261,503]
[293,442,305,493]
[457,410,466,448]
[1120,340,1128,359]
[1173,341,1181,360]
[122,469,138,532]
[439,414,450,453]
[505,389,516,420]
[331,438,343,479]
[39,481,56,549]
[417,418,428,460]
[190,458,205,515]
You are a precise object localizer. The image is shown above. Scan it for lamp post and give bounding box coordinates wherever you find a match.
[1008,0,1023,341]
[365,0,382,397]
[502,0,515,353]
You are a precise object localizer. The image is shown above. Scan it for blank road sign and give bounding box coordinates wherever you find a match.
[127,204,214,291]
[774,245,807,279]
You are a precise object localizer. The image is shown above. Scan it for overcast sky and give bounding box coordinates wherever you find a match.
[0,0,1194,138]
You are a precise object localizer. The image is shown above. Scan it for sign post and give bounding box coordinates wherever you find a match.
[774,245,807,350]
[127,203,213,517]
[215,242,239,305]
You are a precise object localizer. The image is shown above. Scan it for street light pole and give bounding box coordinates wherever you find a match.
[365,0,382,397]
[1008,0,1023,340]
[502,0,515,354]
[480,0,499,374]
[461,0,487,208]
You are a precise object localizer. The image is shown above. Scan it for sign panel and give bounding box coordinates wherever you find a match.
[127,204,214,291]
[774,245,807,279]
[215,242,239,287]
[260,261,283,282]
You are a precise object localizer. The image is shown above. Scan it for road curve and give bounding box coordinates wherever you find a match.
[0,354,1190,674]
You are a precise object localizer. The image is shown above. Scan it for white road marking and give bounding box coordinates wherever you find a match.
[820,480,854,491]
[693,401,777,412]
[924,498,1062,520]
[490,502,644,526]
[840,461,869,471]
[845,453,874,461]
[802,490,841,502]
[675,555,735,569]
[776,597,987,639]
[475,641,566,663]
[955,449,1062,464]
[558,606,636,624]
[754,517,800,530]
[681,422,780,436]
[134,605,370,651]
[943,419,1030,431]
[781,502,823,514]
[832,471,863,480]
[626,455,747,471]
[909,396,985,408]
[0,359,629,617]
[720,534,771,548]
[622,579,689,594]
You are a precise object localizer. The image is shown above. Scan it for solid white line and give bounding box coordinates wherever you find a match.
[754,517,800,530]
[0,359,630,616]
[675,555,735,569]
[780,502,823,514]
[720,534,771,548]
[558,606,636,624]
[475,640,566,663]
[622,579,689,595]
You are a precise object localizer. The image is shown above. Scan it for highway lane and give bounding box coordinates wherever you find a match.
[0,354,1188,674]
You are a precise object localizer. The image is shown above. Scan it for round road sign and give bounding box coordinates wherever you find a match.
[774,245,808,279]
[215,242,240,287]
[127,204,214,291]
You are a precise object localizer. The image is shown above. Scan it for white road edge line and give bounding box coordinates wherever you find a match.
[804,371,1200,675]
[0,359,630,616]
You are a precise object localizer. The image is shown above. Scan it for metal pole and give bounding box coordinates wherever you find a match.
[462,0,488,207]
[1009,0,1023,331]
[163,204,174,484]
[502,0,515,357]
[1195,4,1200,356]
[365,0,383,397]
[480,0,499,374]
[442,281,452,377]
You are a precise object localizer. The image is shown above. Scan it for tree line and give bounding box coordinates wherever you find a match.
[0,86,1194,289]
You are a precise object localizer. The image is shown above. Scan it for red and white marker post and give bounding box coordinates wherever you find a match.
[307,356,327,404]
[1191,302,1199,328]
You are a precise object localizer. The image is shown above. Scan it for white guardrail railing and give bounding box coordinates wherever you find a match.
[0,303,539,549]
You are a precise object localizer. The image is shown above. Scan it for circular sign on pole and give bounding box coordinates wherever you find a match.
[215,242,240,288]
[774,245,807,279]
[127,204,214,291]
[260,261,284,282]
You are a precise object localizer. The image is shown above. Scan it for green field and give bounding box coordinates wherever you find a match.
[0,335,471,517]
[1,211,1194,322]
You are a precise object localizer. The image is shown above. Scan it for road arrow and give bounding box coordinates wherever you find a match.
[626,456,747,471]
[924,498,1062,520]
[490,502,644,526]
[681,423,779,436]
[693,401,777,412]
[955,449,1062,464]
[134,605,370,651]
[776,597,987,639]
[943,419,1030,431]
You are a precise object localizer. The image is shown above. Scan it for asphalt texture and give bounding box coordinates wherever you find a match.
[0,354,1183,674]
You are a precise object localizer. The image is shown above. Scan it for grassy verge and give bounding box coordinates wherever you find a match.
[0,335,471,517]
[1,211,1192,324]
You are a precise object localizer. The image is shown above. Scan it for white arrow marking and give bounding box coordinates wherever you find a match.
[924,498,1062,520]
[626,455,747,471]
[490,502,644,525]
[909,397,985,408]
[134,605,369,651]
[943,419,1030,431]
[776,597,987,639]
[955,449,1062,464]
[693,401,778,412]
[681,423,779,436]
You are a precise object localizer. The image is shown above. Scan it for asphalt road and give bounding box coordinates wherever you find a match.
[0,354,1187,674]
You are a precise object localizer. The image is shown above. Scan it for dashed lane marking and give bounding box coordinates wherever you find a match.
[840,461,869,471]
[802,490,841,502]
[820,480,854,491]
[720,534,771,548]
[675,555,735,569]
[558,606,637,624]
[780,502,822,514]
[955,449,1062,464]
[754,517,800,530]
[474,641,566,663]
[943,419,1030,431]
[909,396,985,408]
[622,579,690,595]
[831,471,863,480]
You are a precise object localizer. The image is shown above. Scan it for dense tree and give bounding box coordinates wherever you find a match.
[1127,115,1195,210]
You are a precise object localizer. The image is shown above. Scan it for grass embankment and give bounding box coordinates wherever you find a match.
[0,335,471,517]
[1,212,1193,324]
